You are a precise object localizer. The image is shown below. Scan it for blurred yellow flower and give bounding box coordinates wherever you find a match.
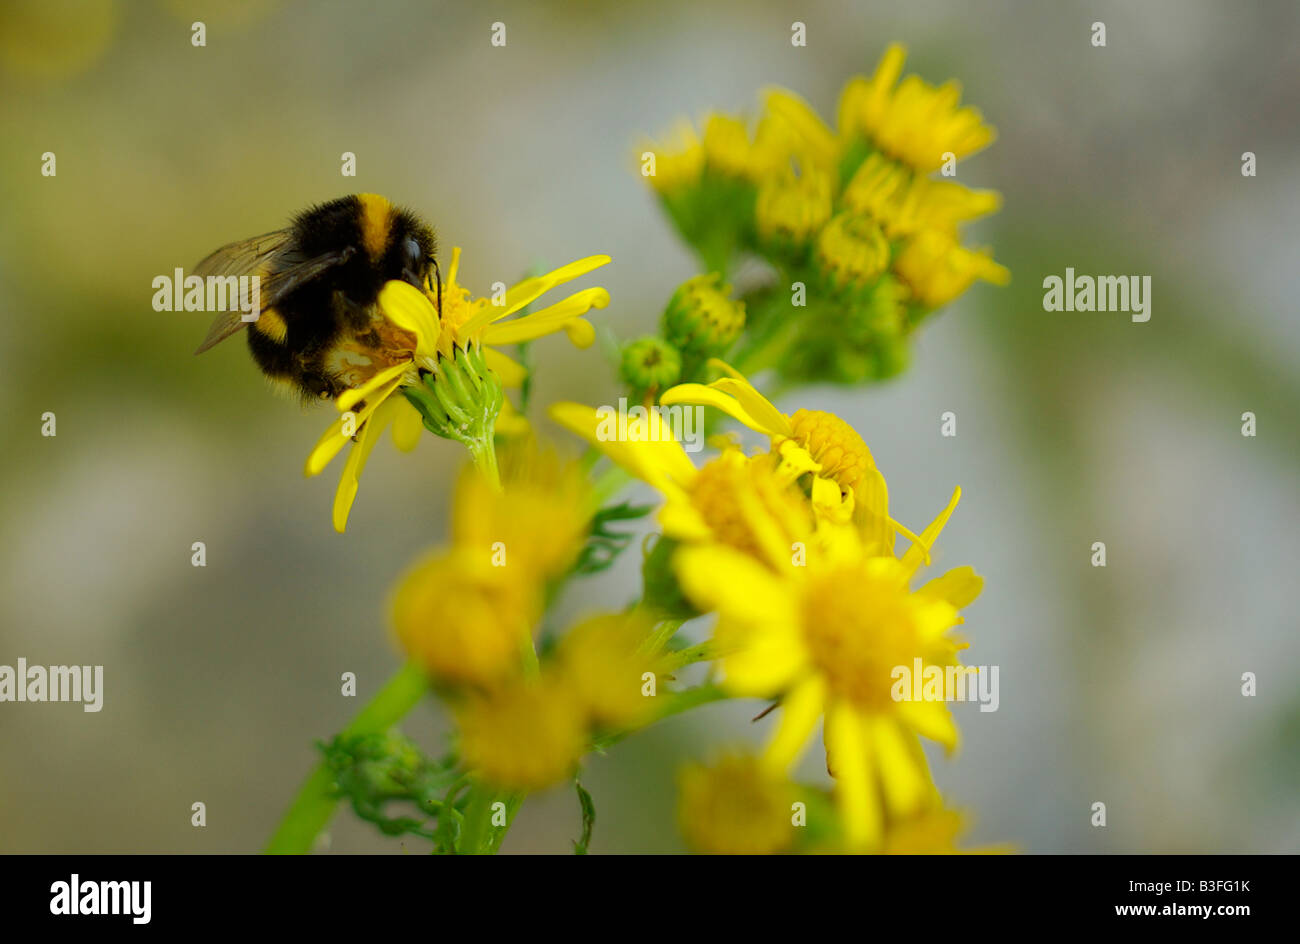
[880,806,1008,855]
[815,211,892,289]
[756,167,834,246]
[391,547,539,688]
[457,674,587,790]
[678,753,796,855]
[839,43,996,172]
[700,113,757,178]
[641,121,704,194]
[554,611,665,730]
[391,440,594,686]
[451,441,594,584]
[893,228,1010,309]
[842,153,1001,240]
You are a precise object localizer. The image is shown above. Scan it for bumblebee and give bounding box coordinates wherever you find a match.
[194,194,440,401]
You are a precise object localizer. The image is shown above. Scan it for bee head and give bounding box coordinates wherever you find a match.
[385,210,440,314]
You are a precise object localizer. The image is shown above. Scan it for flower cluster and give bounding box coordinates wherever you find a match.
[639,43,1008,386]
[390,440,671,794]
[553,362,984,852]
[264,43,1009,856]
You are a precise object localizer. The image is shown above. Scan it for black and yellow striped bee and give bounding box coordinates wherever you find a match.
[194,193,440,402]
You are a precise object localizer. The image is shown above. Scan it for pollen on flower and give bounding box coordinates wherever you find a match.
[799,563,925,709]
[781,408,875,500]
[688,452,811,564]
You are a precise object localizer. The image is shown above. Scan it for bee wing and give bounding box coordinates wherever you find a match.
[193,228,294,279]
[192,230,356,354]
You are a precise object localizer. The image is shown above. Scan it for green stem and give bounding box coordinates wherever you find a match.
[466,433,501,490]
[458,785,524,854]
[265,662,429,854]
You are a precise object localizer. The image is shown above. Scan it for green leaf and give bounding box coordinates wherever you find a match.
[572,500,654,576]
[320,732,463,848]
[572,780,596,854]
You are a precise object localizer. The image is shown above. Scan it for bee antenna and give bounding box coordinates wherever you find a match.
[429,255,443,317]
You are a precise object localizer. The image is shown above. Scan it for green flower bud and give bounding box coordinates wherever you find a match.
[662,273,746,358]
[401,343,504,476]
[620,335,682,394]
[842,274,905,345]
[815,211,891,294]
[755,168,833,253]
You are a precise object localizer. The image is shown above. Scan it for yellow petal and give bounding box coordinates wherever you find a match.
[715,620,807,697]
[855,466,894,555]
[673,544,791,627]
[336,361,409,414]
[917,565,984,609]
[709,377,792,438]
[870,716,939,813]
[659,383,767,433]
[658,499,714,543]
[460,255,612,335]
[762,88,839,169]
[825,703,880,848]
[483,347,527,388]
[494,397,532,437]
[304,378,401,477]
[899,486,961,576]
[897,697,960,753]
[331,398,398,533]
[480,287,610,345]
[762,676,825,771]
[562,317,595,348]
[377,280,440,350]
[548,401,697,493]
[810,474,854,525]
[390,397,423,452]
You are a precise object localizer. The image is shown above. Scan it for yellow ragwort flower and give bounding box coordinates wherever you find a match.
[451,440,595,584]
[700,112,758,178]
[839,43,996,173]
[755,167,834,246]
[554,611,666,730]
[302,247,610,531]
[391,546,540,688]
[659,361,910,539]
[815,210,892,290]
[456,673,588,790]
[672,491,982,849]
[893,228,1010,309]
[391,440,594,686]
[678,752,796,855]
[642,120,705,194]
[751,89,841,178]
[880,806,1009,855]
[841,152,1001,239]
[548,403,815,573]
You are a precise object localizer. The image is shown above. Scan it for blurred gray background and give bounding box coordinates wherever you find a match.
[0,0,1296,853]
